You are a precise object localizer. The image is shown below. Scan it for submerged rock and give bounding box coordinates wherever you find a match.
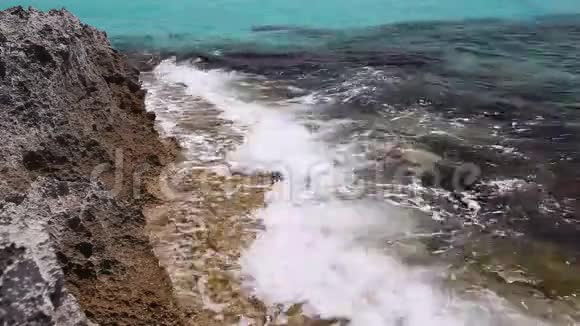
[0,6,183,326]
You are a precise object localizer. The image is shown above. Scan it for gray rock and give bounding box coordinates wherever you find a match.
[1,178,96,326]
[0,6,183,326]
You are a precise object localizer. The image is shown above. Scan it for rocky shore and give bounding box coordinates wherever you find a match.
[0,7,185,325]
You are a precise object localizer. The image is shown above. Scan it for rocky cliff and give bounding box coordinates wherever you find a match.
[0,7,183,325]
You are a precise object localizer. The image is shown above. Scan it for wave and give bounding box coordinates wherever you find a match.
[146,58,549,325]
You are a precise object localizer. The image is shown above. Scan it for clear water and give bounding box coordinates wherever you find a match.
[3,0,580,43]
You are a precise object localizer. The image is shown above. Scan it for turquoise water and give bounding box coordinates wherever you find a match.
[3,0,580,42]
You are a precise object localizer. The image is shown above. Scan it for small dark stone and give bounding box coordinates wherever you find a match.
[145,111,156,121]
[67,216,82,231]
[0,60,6,79]
[4,193,25,205]
[22,151,47,171]
[76,242,94,258]
[271,171,284,183]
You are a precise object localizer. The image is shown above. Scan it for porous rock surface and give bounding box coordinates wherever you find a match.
[0,6,183,325]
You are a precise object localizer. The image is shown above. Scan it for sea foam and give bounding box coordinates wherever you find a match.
[151,59,540,326]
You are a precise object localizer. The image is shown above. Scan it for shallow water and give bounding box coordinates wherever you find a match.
[143,47,580,324]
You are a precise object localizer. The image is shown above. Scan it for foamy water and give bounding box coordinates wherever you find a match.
[149,59,543,325]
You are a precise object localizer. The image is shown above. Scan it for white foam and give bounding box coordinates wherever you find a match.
[153,59,347,199]
[487,178,528,194]
[150,59,541,326]
[242,199,467,326]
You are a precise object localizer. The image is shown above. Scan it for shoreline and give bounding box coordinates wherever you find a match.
[140,65,271,324]
[2,5,579,325]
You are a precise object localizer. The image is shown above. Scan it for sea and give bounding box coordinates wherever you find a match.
[4,1,580,325]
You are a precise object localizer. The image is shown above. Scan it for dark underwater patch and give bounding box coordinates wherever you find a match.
[251,25,293,32]
[120,14,580,250]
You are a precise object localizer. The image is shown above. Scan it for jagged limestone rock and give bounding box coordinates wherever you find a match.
[0,6,182,326]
